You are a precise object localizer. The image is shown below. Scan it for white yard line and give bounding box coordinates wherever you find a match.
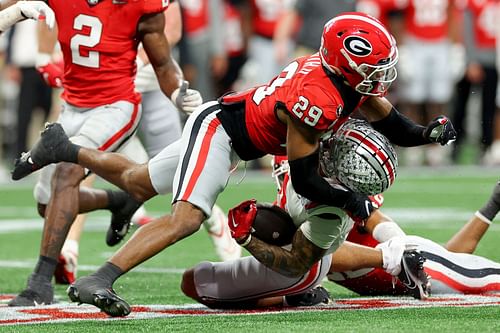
[0,259,185,274]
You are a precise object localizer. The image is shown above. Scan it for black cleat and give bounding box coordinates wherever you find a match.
[11,122,72,180]
[106,192,142,246]
[398,250,431,299]
[284,285,332,307]
[67,275,131,317]
[8,273,54,306]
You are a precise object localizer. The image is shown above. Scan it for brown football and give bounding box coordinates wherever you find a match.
[252,202,298,246]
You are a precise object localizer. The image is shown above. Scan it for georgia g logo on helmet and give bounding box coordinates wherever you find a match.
[343,36,372,57]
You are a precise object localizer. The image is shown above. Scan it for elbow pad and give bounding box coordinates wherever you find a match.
[289,151,351,208]
[371,108,430,147]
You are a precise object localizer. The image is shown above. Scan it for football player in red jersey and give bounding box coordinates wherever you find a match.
[13,12,456,316]
[8,0,203,307]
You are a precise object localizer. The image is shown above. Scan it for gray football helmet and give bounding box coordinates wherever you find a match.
[320,118,398,195]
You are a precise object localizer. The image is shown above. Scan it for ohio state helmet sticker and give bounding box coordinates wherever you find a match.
[343,36,372,57]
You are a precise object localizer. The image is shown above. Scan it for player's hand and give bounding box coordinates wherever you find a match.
[17,1,55,30]
[171,81,203,115]
[344,192,374,221]
[228,199,257,244]
[37,60,64,88]
[423,116,457,146]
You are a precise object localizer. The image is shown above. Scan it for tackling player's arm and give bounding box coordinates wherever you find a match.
[362,96,457,146]
[244,229,327,278]
[137,12,183,99]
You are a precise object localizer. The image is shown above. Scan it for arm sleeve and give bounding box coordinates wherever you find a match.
[289,151,351,208]
[370,108,430,147]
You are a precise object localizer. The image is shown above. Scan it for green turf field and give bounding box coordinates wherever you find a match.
[0,168,499,332]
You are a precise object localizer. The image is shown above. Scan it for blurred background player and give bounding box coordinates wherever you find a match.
[178,0,227,101]
[273,0,356,59]
[397,0,463,166]
[8,0,203,307]
[451,0,498,165]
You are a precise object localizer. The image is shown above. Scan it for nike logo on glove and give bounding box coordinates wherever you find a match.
[230,215,239,228]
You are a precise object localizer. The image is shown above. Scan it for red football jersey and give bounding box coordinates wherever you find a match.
[49,0,168,107]
[356,0,405,30]
[181,0,209,35]
[222,54,362,156]
[251,0,290,39]
[404,0,450,41]
[467,0,497,49]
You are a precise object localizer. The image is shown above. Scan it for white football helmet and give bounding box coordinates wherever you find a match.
[320,119,398,195]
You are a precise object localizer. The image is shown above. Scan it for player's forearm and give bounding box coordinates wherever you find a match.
[244,232,325,278]
[156,57,184,97]
[37,19,57,54]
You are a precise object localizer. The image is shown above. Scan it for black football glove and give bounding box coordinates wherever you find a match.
[343,192,374,221]
[423,116,457,146]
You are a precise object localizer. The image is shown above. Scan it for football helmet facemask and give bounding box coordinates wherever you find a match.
[271,155,289,191]
[320,12,398,97]
[320,119,398,195]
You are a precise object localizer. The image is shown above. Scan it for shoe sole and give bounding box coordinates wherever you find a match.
[67,285,131,317]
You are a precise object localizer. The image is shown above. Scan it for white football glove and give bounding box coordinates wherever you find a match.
[17,1,55,30]
[171,81,203,115]
[376,236,406,276]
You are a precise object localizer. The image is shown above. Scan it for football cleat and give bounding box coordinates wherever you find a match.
[67,275,130,317]
[203,205,241,261]
[106,192,142,246]
[398,250,431,299]
[11,122,72,180]
[54,251,78,285]
[284,286,332,307]
[8,273,54,306]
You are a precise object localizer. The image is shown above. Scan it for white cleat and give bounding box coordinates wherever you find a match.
[204,204,241,261]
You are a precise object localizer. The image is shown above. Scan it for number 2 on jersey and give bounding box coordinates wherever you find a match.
[70,14,103,68]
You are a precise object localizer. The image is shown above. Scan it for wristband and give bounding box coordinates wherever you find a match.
[35,52,52,68]
[239,234,252,247]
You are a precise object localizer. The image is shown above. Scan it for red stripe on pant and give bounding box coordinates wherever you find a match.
[279,261,321,295]
[98,103,140,151]
[426,267,500,294]
[181,117,222,201]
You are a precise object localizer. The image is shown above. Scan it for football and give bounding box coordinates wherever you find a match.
[252,203,298,246]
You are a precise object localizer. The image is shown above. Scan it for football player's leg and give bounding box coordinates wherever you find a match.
[446,181,500,253]
[68,102,234,315]
[8,162,86,307]
[181,254,332,309]
[409,235,500,294]
[203,204,241,261]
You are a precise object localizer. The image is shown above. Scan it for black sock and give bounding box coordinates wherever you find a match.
[105,190,128,211]
[478,198,500,222]
[34,255,58,281]
[95,262,124,285]
[63,143,81,164]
